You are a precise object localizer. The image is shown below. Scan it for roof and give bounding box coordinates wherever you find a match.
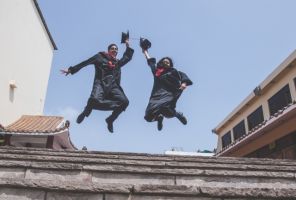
[213,50,296,134]
[0,115,68,135]
[216,101,296,156]
[33,0,57,50]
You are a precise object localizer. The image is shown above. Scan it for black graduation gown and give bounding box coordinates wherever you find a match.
[145,58,193,121]
[68,47,134,111]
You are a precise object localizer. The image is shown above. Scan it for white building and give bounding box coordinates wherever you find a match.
[0,0,57,125]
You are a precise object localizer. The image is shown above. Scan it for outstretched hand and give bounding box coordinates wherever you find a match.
[60,69,70,76]
[179,83,187,90]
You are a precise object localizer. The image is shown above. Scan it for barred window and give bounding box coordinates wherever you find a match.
[233,120,246,140]
[222,131,231,148]
[268,84,292,116]
[247,106,264,131]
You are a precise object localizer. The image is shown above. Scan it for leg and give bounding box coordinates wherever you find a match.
[105,87,129,133]
[76,83,106,124]
[156,114,164,131]
[144,114,154,122]
[76,98,95,124]
[144,112,163,131]
[90,81,121,111]
[175,111,187,125]
[160,107,187,125]
[160,107,176,118]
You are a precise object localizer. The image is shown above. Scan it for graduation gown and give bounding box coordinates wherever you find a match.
[68,47,134,111]
[145,58,193,121]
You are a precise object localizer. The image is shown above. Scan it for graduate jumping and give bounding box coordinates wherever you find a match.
[141,43,193,131]
[61,39,134,133]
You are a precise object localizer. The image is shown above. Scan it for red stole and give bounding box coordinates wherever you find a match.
[155,67,167,77]
[102,52,117,69]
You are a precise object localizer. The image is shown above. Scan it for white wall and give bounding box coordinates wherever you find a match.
[0,0,54,125]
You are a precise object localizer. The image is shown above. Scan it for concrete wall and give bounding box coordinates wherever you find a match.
[1,147,296,199]
[0,0,54,126]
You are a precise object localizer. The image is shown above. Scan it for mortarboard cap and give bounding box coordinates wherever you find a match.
[121,31,129,43]
[140,38,151,50]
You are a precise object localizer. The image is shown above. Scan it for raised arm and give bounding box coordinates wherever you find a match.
[117,39,134,67]
[61,54,98,76]
[142,49,156,74]
[143,49,150,59]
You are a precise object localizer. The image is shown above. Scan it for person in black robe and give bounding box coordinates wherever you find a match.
[61,40,134,133]
[142,49,193,131]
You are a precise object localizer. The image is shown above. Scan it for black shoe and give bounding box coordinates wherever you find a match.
[157,115,164,131]
[105,118,114,133]
[176,112,187,125]
[76,112,86,124]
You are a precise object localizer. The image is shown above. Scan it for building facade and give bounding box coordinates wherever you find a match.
[213,50,296,159]
[0,0,57,126]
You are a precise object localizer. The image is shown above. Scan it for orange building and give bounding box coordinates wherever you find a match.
[213,50,296,159]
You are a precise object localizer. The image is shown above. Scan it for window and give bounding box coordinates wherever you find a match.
[0,134,4,145]
[233,120,246,140]
[222,131,231,148]
[268,84,292,116]
[247,106,264,131]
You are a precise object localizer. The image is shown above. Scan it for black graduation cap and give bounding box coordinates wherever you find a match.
[140,38,151,50]
[121,31,152,50]
[121,31,129,43]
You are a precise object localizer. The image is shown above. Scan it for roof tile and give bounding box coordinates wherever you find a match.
[2,115,66,134]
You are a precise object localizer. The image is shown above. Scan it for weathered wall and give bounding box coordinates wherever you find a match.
[0,146,296,199]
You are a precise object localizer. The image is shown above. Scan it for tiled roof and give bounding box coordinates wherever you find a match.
[1,115,68,135]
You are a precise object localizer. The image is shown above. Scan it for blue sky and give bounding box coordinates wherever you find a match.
[40,0,296,153]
